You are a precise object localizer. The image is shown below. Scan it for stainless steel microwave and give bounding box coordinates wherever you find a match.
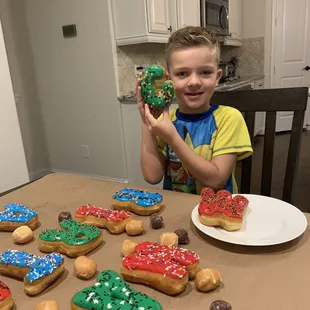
[200,0,229,36]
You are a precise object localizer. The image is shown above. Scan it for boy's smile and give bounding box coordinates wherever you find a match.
[168,46,222,114]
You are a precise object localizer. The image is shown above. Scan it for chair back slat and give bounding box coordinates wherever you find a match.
[282,110,305,202]
[261,111,277,197]
[211,87,308,203]
[240,111,255,193]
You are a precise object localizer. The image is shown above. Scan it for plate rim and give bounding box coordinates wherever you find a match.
[191,194,308,246]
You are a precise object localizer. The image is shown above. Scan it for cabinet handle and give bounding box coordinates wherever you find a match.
[303,66,310,71]
[167,25,172,32]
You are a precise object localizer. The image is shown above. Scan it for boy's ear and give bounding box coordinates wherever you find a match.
[216,69,223,86]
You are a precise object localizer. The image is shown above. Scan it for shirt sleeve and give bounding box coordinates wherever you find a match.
[212,106,253,161]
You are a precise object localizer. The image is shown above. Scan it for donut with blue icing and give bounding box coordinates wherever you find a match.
[0,203,38,231]
[0,249,64,296]
[111,188,163,216]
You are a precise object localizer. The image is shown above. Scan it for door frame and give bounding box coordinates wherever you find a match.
[264,0,276,89]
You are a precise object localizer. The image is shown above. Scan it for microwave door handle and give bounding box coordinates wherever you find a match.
[219,5,228,30]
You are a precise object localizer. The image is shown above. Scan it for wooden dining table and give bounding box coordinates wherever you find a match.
[0,172,309,310]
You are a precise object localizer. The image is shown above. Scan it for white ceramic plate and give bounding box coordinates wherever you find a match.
[191,194,308,246]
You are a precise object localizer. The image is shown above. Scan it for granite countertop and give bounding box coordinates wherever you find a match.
[118,75,264,103]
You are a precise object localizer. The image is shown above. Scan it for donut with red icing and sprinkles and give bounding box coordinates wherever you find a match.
[75,204,132,234]
[0,281,13,310]
[198,187,248,231]
[121,241,200,295]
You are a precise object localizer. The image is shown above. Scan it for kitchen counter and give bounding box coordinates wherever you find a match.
[118,75,264,103]
[216,75,265,91]
[0,172,309,309]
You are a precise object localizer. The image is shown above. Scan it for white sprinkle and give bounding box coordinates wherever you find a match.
[86,292,95,301]
[125,292,130,296]
[105,282,109,286]
[120,301,125,305]
[94,300,99,304]
[139,308,145,310]
[122,287,127,292]
[115,277,120,280]
[95,282,100,286]
[107,303,112,309]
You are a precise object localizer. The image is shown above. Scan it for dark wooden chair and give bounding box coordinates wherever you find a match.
[211,87,308,204]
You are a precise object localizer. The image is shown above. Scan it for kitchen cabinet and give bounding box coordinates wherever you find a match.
[223,0,243,47]
[176,0,200,29]
[111,0,200,46]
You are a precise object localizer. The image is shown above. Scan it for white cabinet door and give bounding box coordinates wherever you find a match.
[224,0,242,46]
[229,0,242,40]
[177,0,200,28]
[147,0,171,34]
[0,20,29,193]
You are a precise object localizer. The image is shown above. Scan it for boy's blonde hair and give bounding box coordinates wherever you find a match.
[165,26,221,68]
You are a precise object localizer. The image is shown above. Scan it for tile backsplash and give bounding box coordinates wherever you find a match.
[221,37,264,77]
[117,37,264,95]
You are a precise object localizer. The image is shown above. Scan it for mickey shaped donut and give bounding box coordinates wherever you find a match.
[140,65,175,109]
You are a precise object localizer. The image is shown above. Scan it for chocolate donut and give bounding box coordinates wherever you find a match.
[174,228,189,244]
[150,214,164,229]
[58,211,72,222]
[210,300,232,310]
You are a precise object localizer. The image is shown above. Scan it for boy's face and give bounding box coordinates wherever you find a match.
[168,46,222,114]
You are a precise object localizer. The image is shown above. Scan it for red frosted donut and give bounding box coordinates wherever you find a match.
[0,281,13,309]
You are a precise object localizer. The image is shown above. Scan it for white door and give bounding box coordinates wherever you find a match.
[177,0,200,28]
[272,0,310,132]
[0,19,29,193]
[147,0,171,34]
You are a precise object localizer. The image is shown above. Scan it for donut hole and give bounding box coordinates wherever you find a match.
[76,233,86,239]
[13,212,23,216]
[154,80,164,92]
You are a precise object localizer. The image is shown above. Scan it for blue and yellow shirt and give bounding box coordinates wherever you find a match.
[157,104,253,194]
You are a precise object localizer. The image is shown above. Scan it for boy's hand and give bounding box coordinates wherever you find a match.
[137,73,164,125]
[144,104,177,144]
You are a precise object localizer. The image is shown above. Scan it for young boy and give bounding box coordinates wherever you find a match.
[137,26,253,194]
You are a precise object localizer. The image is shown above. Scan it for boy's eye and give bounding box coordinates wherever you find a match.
[176,72,187,77]
[201,71,212,76]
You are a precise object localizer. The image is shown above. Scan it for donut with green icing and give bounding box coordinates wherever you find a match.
[38,219,103,258]
[140,65,174,109]
[71,270,162,310]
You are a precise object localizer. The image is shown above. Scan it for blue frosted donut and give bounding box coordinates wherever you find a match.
[0,203,38,230]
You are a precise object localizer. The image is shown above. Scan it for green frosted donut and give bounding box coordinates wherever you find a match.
[140,65,174,109]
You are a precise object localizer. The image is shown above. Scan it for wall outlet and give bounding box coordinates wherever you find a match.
[134,64,150,78]
[81,145,90,158]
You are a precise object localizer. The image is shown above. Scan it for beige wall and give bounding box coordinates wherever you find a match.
[0,17,29,192]
[243,0,266,39]
[0,0,50,179]
[23,0,128,181]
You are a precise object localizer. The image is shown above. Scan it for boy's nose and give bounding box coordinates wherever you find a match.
[187,74,201,88]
